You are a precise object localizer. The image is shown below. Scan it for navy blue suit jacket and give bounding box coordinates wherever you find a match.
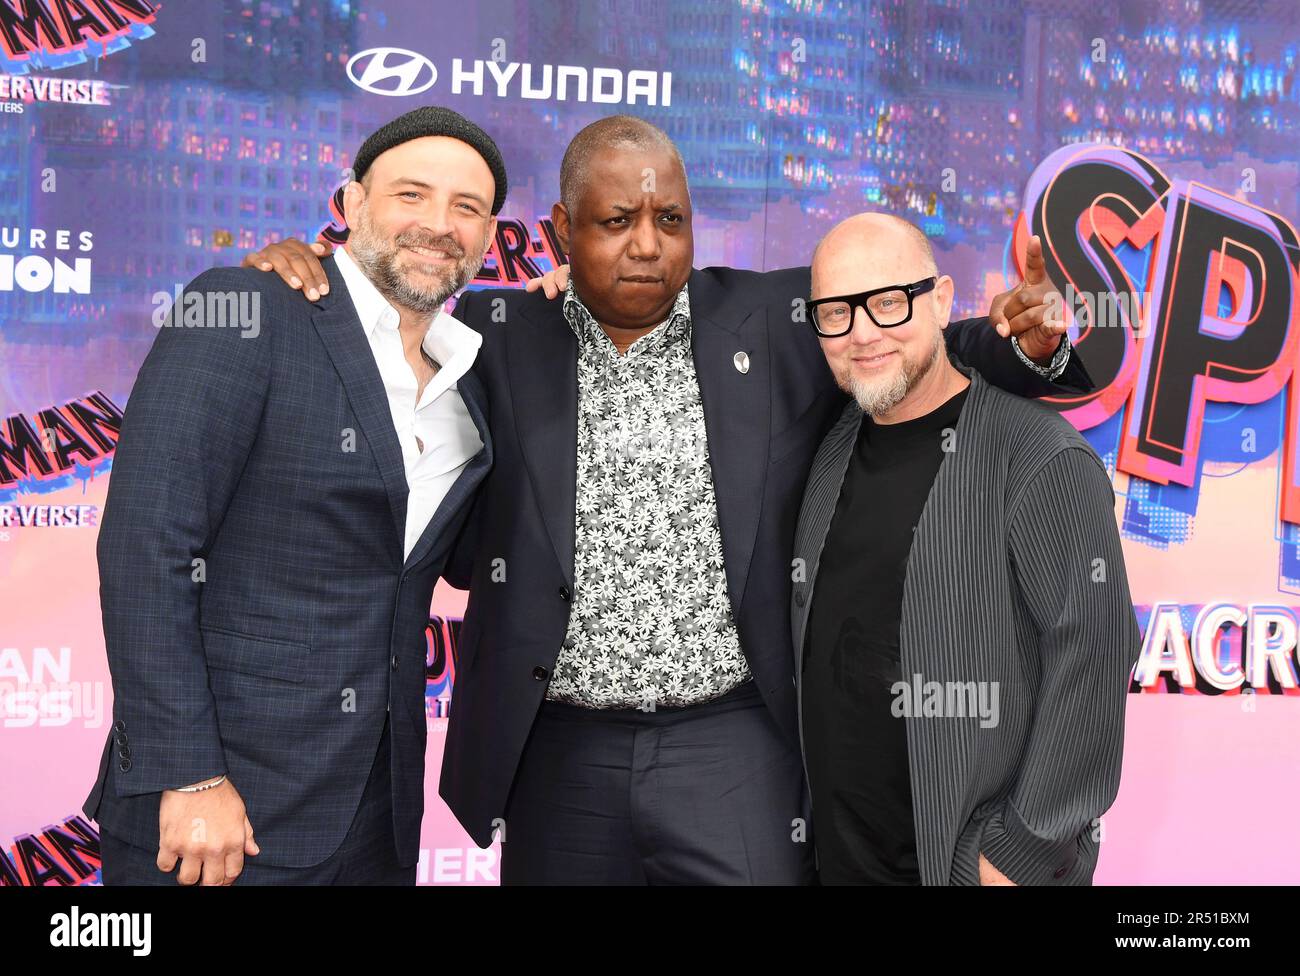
[439,265,1093,847]
[84,257,492,868]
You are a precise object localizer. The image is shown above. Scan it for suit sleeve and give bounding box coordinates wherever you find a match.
[944,317,1093,396]
[98,268,272,797]
[981,446,1139,885]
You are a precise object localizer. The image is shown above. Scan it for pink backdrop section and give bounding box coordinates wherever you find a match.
[1,474,113,847]
[1098,697,1300,885]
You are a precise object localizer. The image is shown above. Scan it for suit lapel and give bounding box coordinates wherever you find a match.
[403,366,493,572]
[508,297,579,581]
[689,269,771,613]
[312,257,408,560]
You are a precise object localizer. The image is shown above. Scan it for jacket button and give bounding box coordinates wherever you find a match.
[113,719,126,732]
[794,591,805,607]
[117,746,131,759]
[391,654,399,671]
[532,666,549,681]
[114,732,128,745]
[118,758,132,772]
[558,586,571,602]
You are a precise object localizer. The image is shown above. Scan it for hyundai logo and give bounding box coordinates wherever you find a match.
[346,47,438,97]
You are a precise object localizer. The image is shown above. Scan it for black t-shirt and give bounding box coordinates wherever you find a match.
[803,384,969,884]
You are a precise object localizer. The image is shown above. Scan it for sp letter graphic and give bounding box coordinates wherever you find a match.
[1016,143,1300,526]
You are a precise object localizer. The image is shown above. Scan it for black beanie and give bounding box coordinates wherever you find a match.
[353,106,508,215]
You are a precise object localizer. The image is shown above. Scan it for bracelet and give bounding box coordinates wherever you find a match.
[175,774,227,793]
[1011,331,1072,381]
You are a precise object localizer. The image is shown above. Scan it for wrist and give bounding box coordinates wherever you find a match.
[1026,337,1059,365]
[171,773,227,793]
[1012,332,1071,380]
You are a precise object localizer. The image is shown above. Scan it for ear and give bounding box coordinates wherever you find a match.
[485,215,498,250]
[551,201,571,258]
[934,274,955,329]
[341,181,365,231]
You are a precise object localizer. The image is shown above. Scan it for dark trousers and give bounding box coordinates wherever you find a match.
[500,679,815,885]
[100,714,414,885]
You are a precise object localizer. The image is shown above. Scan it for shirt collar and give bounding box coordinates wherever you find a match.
[333,244,482,386]
[562,280,692,359]
[334,244,400,337]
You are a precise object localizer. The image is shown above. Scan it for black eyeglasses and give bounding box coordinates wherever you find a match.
[807,277,937,337]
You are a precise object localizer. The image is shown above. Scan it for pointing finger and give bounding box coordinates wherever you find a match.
[1023,234,1047,287]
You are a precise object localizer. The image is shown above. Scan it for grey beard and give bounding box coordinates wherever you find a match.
[348,216,487,315]
[848,328,945,416]
[849,367,909,416]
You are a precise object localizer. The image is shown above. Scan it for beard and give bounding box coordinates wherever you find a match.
[346,203,490,314]
[843,327,945,416]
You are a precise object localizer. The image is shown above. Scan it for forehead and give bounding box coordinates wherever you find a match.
[368,135,493,191]
[812,228,923,297]
[580,144,687,202]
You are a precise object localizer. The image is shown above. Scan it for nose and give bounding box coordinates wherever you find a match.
[412,201,457,242]
[626,215,661,261]
[848,304,886,344]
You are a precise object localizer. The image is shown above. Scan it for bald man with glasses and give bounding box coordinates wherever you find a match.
[792,213,1138,886]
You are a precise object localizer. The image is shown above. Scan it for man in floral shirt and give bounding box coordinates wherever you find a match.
[246,114,1088,884]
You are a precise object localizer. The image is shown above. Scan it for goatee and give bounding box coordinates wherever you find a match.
[846,328,945,416]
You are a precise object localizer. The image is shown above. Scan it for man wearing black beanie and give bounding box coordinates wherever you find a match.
[85,106,503,885]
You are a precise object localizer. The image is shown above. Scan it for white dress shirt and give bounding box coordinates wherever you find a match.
[333,245,483,561]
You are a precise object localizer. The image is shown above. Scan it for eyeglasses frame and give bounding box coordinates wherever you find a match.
[807,276,940,337]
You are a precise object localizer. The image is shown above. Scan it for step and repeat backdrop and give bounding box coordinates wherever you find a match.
[2,0,1298,885]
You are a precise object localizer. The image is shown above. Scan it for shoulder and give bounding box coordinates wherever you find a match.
[694,264,810,301]
[693,265,816,342]
[453,284,556,334]
[974,379,1095,456]
[693,264,826,368]
[971,379,1112,498]
[186,264,305,304]
[168,263,317,333]
[146,264,299,350]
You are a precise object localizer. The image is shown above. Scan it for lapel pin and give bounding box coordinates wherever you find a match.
[733,351,750,374]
